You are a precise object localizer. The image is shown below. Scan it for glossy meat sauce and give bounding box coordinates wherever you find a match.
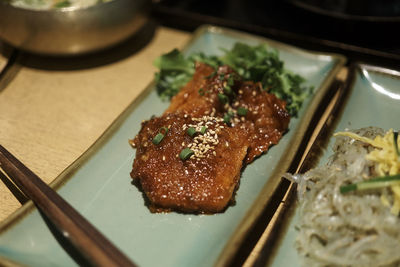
[131,63,290,213]
[131,114,248,213]
[166,63,290,163]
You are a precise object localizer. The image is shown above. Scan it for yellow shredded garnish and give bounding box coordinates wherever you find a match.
[334,129,400,215]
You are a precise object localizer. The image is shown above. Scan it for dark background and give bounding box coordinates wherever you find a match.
[153,0,400,69]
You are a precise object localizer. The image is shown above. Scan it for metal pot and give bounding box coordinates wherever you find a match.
[0,0,150,55]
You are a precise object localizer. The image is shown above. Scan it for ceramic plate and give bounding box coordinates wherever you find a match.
[0,25,345,267]
[268,63,400,267]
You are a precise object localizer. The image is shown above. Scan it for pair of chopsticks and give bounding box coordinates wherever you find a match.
[0,145,136,267]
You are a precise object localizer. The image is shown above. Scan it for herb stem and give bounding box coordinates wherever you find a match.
[394,131,400,157]
[340,174,400,194]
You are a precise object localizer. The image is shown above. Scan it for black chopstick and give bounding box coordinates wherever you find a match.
[0,145,136,267]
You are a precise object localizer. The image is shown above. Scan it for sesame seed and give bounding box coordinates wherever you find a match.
[162,155,166,161]
[179,115,221,160]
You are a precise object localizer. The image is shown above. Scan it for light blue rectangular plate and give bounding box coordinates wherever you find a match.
[0,25,345,267]
[268,63,400,267]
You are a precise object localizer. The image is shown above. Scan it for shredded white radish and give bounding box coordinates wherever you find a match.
[290,127,400,267]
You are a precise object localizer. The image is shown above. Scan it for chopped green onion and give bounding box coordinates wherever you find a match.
[152,127,168,145]
[187,126,207,137]
[218,93,229,104]
[223,112,233,124]
[394,131,399,157]
[227,76,235,86]
[152,133,165,145]
[159,127,169,135]
[219,74,225,81]
[223,85,232,95]
[187,127,196,137]
[198,88,205,96]
[340,174,400,194]
[237,107,248,116]
[180,148,194,160]
[340,183,358,194]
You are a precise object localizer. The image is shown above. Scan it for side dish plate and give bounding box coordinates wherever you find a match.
[268,63,400,267]
[0,25,345,267]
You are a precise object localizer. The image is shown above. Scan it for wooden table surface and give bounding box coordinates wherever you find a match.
[0,25,190,223]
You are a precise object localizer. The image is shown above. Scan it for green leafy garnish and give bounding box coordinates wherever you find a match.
[221,43,312,116]
[153,43,312,116]
[153,49,195,100]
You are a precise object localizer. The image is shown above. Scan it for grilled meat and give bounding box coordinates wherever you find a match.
[131,62,290,213]
[232,81,290,163]
[131,113,249,213]
[166,63,290,163]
